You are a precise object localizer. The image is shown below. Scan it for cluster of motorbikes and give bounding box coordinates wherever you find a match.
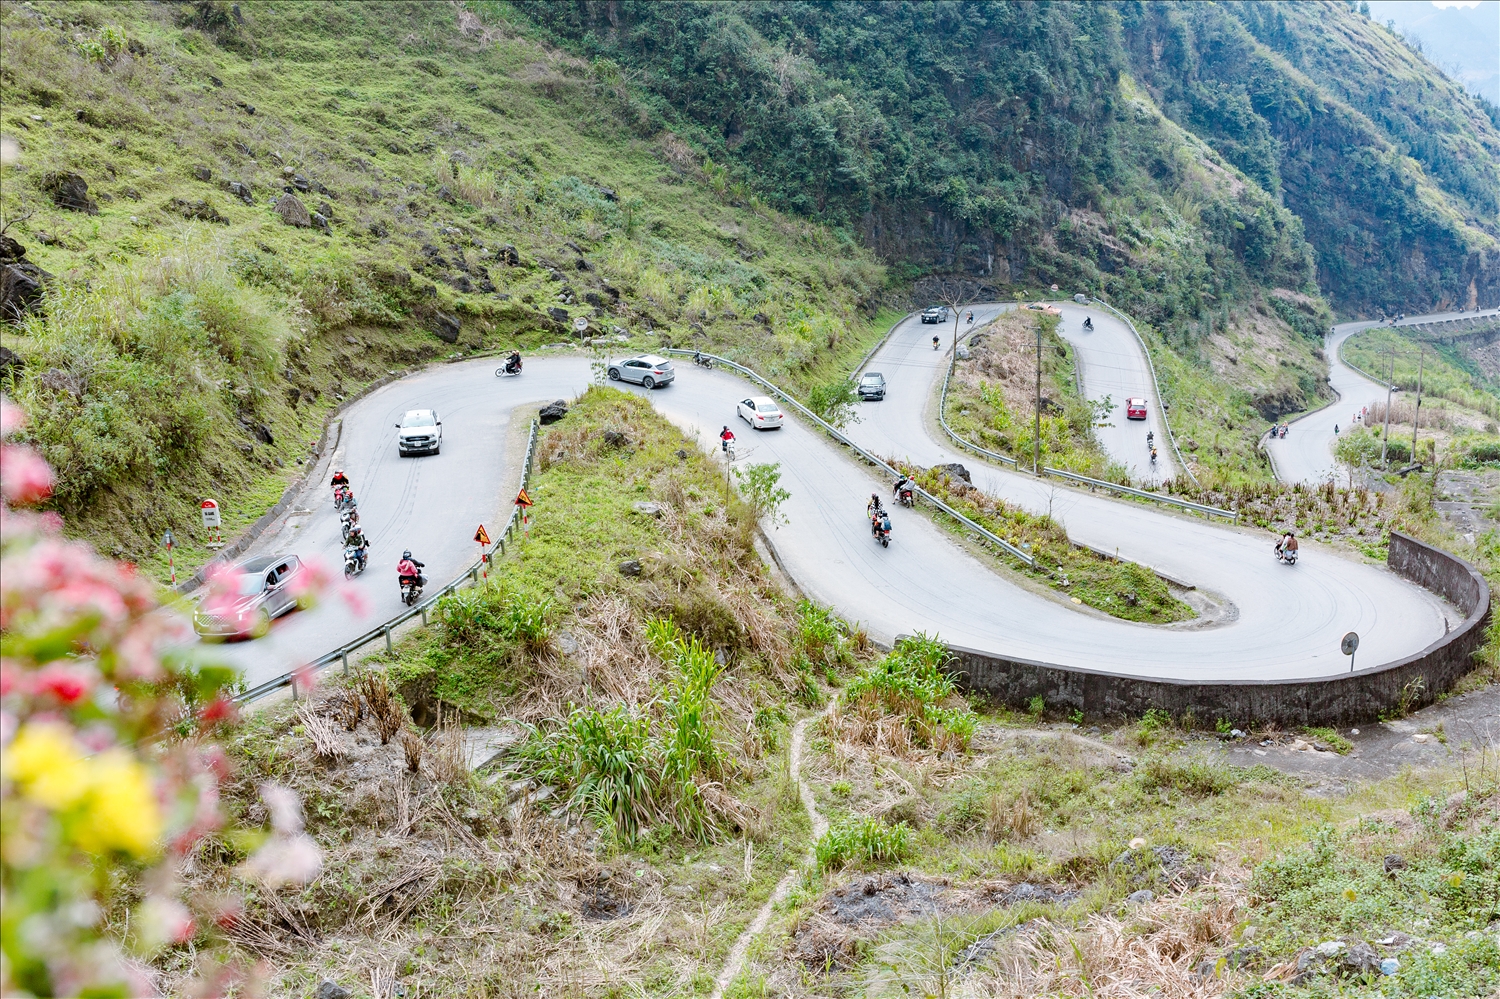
[331,470,428,604]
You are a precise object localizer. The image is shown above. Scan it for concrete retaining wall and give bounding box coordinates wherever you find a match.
[949,531,1490,726]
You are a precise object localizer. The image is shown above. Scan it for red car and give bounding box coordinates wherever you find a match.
[1126,397,1148,420]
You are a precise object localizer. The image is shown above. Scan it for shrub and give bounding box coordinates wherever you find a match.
[841,633,976,752]
[516,618,735,842]
[796,599,849,667]
[815,816,912,871]
[806,376,860,429]
[435,581,553,652]
[1136,754,1236,796]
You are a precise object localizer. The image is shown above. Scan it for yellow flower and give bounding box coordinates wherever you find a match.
[3,723,163,858]
[78,750,162,858]
[4,722,89,809]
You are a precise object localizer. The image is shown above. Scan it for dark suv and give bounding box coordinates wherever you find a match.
[920,306,947,324]
[193,554,304,639]
[858,371,887,400]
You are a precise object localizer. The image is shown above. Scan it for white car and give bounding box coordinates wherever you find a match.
[736,395,784,430]
[396,409,442,455]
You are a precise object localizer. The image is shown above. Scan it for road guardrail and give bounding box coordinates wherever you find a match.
[235,419,542,704]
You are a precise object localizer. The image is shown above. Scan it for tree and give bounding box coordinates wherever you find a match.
[807,377,860,430]
[735,462,792,526]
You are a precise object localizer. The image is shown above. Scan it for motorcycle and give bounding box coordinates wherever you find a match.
[400,573,427,606]
[343,544,367,579]
[896,484,915,508]
[932,336,941,351]
[871,511,892,548]
[333,485,357,512]
[1276,545,1298,566]
[693,350,714,369]
[1083,317,1093,331]
[721,436,736,459]
[496,355,523,377]
[339,509,360,543]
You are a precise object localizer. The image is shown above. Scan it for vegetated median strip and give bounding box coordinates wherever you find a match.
[709,696,836,999]
[934,320,1236,519]
[661,349,1036,566]
[234,419,541,705]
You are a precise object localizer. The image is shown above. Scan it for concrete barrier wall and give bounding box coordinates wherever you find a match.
[949,530,1491,726]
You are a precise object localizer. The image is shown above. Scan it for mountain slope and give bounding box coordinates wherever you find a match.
[0,0,889,568]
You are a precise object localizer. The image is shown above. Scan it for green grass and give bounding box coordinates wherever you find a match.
[894,460,1195,624]
[815,816,913,872]
[840,634,977,753]
[0,0,888,570]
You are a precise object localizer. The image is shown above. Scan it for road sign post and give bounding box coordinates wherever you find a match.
[474,524,490,577]
[1342,631,1360,672]
[515,488,533,533]
[200,498,223,549]
[163,529,176,585]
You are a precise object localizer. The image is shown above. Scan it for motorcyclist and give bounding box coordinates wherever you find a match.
[720,426,736,452]
[1146,430,1154,446]
[331,468,350,489]
[1083,316,1093,331]
[1276,531,1298,561]
[396,549,425,589]
[966,310,974,325]
[504,350,522,373]
[892,474,913,502]
[1149,447,1158,466]
[345,524,369,567]
[932,334,941,350]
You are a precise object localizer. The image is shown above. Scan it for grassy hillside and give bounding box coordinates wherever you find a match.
[0,0,891,566]
[1124,0,1500,316]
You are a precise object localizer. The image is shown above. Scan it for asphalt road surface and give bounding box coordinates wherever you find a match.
[1267,307,1500,485]
[209,314,1455,691]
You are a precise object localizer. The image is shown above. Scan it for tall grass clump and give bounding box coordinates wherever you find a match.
[435,580,554,654]
[837,634,976,754]
[816,816,913,871]
[514,618,743,842]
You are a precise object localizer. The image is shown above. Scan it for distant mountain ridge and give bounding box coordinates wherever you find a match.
[1367,0,1500,105]
[512,0,1500,319]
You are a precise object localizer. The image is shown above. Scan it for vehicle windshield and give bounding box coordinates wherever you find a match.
[861,374,882,384]
[234,573,266,596]
[402,412,437,428]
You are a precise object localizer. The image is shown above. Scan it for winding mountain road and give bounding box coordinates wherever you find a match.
[1268,307,1500,485]
[211,309,1457,693]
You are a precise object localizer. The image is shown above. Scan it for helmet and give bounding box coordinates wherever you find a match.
[402,549,412,560]
[334,468,345,477]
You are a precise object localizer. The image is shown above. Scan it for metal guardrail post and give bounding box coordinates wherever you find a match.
[384,625,392,654]
[341,650,348,675]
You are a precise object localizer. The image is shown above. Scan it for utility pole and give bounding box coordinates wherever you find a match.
[1411,345,1425,466]
[1380,345,1395,467]
[1034,323,1043,476]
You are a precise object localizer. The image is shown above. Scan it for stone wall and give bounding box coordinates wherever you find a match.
[949,531,1490,726]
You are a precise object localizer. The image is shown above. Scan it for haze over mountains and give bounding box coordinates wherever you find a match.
[1368,0,1500,105]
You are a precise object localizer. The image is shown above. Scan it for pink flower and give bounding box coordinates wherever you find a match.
[258,783,303,835]
[339,581,370,618]
[0,397,24,437]
[286,556,333,608]
[33,662,97,704]
[198,696,236,727]
[0,444,54,505]
[240,832,322,888]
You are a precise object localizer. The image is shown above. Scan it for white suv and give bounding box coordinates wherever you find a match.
[396,409,442,455]
[607,354,675,388]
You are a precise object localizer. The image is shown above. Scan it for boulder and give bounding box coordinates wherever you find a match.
[538,400,568,425]
[631,501,664,517]
[192,165,212,182]
[602,430,630,448]
[166,198,228,224]
[931,462,971,484]
[0,345,25,381]
[292,175,311,193]
[41,171,98,214]
[274,194,311,227]
[618,559,643,577]
[1125,889,1154,907]
[310,212,330,231]
[224,180,254,204]
[369,221,390,238]
[1,238,52,324]
[497,244,520,266]
[312,982,351,999]
[548,307,570,323]
[432,312,460,344]
[1383,854,1406,874]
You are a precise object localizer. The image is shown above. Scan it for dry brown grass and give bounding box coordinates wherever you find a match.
[969,881,1247,998]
